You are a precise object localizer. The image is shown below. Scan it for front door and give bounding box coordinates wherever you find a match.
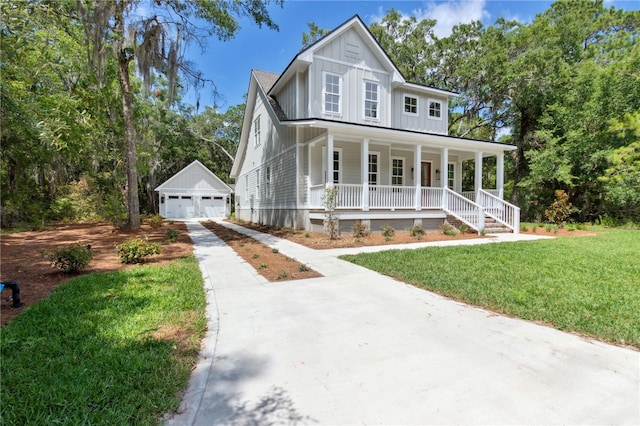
[421,162,432,187]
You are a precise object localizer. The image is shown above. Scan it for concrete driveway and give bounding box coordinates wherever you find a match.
[167,221,640,425]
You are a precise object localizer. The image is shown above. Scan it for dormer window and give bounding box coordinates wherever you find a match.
[364,81,379,119]
[404,94,418,115]
[323,72,342,115]
[428,100,442,119]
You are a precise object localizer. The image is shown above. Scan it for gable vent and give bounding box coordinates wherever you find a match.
[345,41,361,61]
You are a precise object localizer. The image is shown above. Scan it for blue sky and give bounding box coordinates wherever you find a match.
[185,0,638,111]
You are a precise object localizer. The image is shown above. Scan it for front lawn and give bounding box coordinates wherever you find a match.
[341,229,640,348]
[0,255,206,425]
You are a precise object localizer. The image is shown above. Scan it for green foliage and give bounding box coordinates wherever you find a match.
[381,225,395,240]
[545,190,574,227]
[459,224,469,234]
[440,223,458,236]
[352,221,370,238]
[0,256,205,424]
[322,186,339,240]
[166,228,179,243]
[276,270,289,280]
[298,263,310,272]
[271,247,279,254]
[148,214,163,229]
[341,229,640,348]
[408,224,425,239]
[48,244,93,274]
[115,237,161,264]
[259,263,268,269]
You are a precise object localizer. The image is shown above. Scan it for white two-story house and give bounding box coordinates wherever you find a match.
[230,15,520,234]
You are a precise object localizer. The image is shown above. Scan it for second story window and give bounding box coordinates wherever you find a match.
[364,81,379,119]
[429,100,442,119]
[254,115,261,147]
[323,72,341,114]
[404,95,418,115]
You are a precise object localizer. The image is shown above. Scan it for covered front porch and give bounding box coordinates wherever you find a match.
[303,132,520,233]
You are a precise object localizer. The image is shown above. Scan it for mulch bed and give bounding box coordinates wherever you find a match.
[202,221,322,282]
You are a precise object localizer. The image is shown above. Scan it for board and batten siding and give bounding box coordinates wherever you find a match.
[391,90,448,134]
[278,77,297,119]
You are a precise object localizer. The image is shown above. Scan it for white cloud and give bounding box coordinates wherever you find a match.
[369,1,491,39]
[416,0,490,38]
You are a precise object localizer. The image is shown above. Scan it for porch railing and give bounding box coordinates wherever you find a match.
[443,188,485,231]
[476,189,520,233]
[368,185,415,209]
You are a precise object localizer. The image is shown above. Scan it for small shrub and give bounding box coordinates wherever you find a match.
[354,237,361,243]
[252,253,260,259]
[322,186,339,240]
[545,224,553,232]
[479,228,487,236]
[459,224,468,234]
[520,224,529,232]
[553,226,559,234]
[304,231,311,238]
[116,237,161,264]
[576,223,586,230]
[440,223,458,237]
[277,270,289,280]
[545,189,574,227]
[259,263,268,269]
[147,214,163,229]
[352,221,370,238]
[532,223,539,233]
[408,224,425,239]
[381,225,395,239]
[48,244,93,273]
[298,264,310,272]
[166,228,179,243]
[272,248,279,254]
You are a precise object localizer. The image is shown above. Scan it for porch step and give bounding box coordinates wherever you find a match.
[446,215,513,234]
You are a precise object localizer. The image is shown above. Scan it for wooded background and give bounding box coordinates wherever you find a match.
[2,0,638,228]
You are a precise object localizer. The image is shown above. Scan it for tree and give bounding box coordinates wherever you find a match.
[77,0,282,227]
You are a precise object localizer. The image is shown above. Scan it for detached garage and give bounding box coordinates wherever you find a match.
[155,160,233,219]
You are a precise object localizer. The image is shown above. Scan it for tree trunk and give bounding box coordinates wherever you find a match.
[117,52,140,228]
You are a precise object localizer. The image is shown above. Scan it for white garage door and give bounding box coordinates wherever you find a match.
[165,195,195,219]
[200,196,225,218]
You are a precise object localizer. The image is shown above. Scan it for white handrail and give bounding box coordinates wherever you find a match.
[477,189,520,233]
[443,187,485,232]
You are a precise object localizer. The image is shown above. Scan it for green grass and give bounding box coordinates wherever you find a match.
[0,255,206,425]
[342,229,640,348]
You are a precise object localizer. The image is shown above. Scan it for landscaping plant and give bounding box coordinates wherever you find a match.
[47,243,93,274]
[116,237,161,264]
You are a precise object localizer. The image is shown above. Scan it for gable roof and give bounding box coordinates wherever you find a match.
[155,160,232,193]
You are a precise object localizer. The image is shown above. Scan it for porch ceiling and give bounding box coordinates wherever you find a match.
[291,119,516,155]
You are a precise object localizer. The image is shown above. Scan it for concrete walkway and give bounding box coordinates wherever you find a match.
[167,221,640,425]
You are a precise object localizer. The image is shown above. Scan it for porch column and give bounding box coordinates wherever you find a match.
[361,138,369,211]
[440,148,449,188]
[475,151,483,199]
[326,133,334,187]
[414,145,422,210]
[496,152,504,199]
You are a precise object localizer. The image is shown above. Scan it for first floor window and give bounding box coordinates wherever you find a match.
[266,166,271,197]
[332,150,340,184]
[368,153,379,185]
[447,163,455,189]
[245,175,249,200]
[256,169,260,199]
[364,81,379,119]
[392,158,404,185]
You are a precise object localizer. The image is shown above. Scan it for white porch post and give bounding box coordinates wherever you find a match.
[361,138,369,211]
[440,148,449,188]
[414,145,422,210]
[326,133,334,187]
[475,151,483,199]
[496,152,504,199]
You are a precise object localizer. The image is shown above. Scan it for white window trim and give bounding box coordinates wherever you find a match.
[428,98,443,120]
[447,162,455,189]
[265,166,271,197]
[368,151,380,186]
[322,71,342,116]
[363,80,380,121]
[391,156,405,186]
[255,169,260,199]
[322,147,343,184]
[403,94,419,116]
[254,115,261,147]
